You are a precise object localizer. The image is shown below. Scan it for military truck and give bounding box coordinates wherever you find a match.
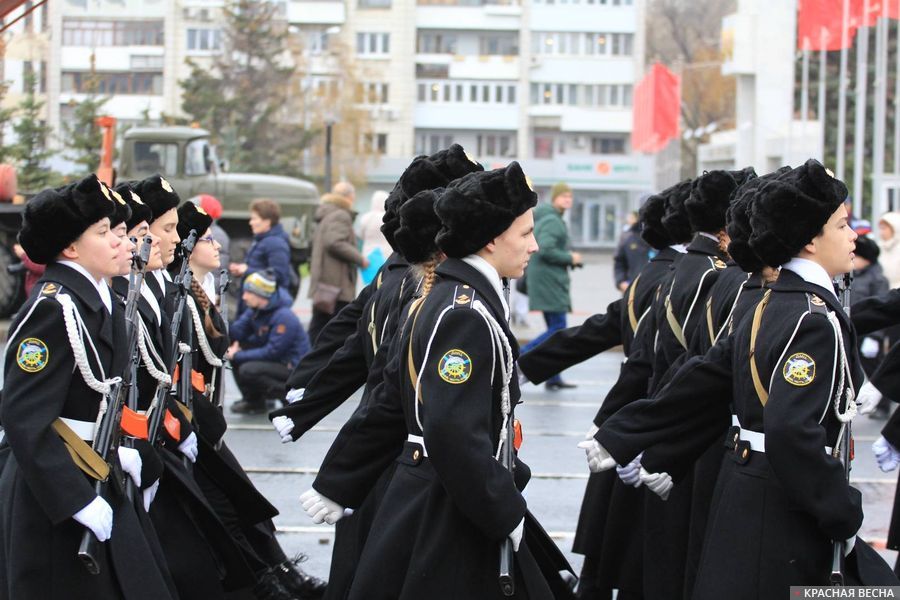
[0,125,319,318]
[118,126,320,258]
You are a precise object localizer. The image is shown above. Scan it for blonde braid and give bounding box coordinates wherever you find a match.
[190,278,223,338]
[420,256,438,299]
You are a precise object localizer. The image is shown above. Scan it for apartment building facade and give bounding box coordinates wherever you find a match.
[4,0,651,247]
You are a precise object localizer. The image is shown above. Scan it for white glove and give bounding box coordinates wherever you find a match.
[861,337,880,359]
[285,388,305,404]
[73,496,113,542]
[616,453,643,487]
[508,517,525,552]
[300,488,345,525]
[117,446,142,488]
[873,436,900,472]
[143,479,160,512]
[272,415,295,444]
[857,381,884,415]
[178,431,198,463]
[577,438,616,473]
[639,467,673,500]
[844,535,857,557]
[585,424,599,439]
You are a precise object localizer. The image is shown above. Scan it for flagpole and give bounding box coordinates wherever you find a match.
[837,0,851,179]
[802,45,810,156]
[894,0,900,180]
[852,0,869,211]
[818,36,827,162]
[873,0,888,223]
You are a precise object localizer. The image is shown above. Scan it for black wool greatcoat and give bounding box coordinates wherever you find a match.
[0,264,175,600]
[598,269,870,598]
[346,258,568,600]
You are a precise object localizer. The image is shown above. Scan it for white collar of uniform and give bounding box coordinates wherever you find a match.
[150,269,167,290]
[201,271,217,304]
[162,269,172,282]
[462,254,509,321]
[781,257,837,299]
[140,280,162,324]
[670,244,688,253]
[57,260,112,314]
[698,232,719,242]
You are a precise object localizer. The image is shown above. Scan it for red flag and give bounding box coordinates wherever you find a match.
[631,63,680,154]
[849,0,899,28]
[798,0,858,50]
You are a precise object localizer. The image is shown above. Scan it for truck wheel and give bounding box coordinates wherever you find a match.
[0,244,24,318]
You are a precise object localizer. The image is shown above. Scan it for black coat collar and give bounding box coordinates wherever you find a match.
[653,247,681,262]
[436,258,507,325]
[687,233,726,259]
[39,263,114,350]
[772,269,849,328]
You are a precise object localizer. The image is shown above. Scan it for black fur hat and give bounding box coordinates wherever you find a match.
[18,174,117,264]
[435,161,537,258]
[393,188,444,264]
[132,174,180,222]
[639,193,672,250]
[749,159,848,268]
[686,167,757,233]
[854,235,880,264]
[660,179,694,244]
[382,145,484,249]
[107,185,132,229]
[725,167,790,273]
[115,182,154,231]
[176,201,213,245]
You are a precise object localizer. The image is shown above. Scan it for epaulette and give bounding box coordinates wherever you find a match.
[806,293,829,315]
[451,285,475,309]
[39,282,62,298]
[713,257,727,270]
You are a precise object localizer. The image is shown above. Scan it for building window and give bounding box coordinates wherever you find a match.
[417,32,458,54]
[133,142,178,176]
[62,19,164,47]
[476,133,516,157]
[187,28,222,52]
[415,133,454,155]
[478,33,519,55]
[356,32,390,56]
[534,135,554,159]
[417,79,518,105]
[590,135,626,154]
[364,133,388,154]
[61,71,163,95]
[533,31,632,56]
[358,82,389,104]
[531,82,633,108]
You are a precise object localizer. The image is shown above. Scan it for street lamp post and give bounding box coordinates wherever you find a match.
[324,117,335,192]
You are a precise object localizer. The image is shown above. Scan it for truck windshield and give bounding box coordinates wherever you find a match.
[185,138,217,176]
[134,142,178,176]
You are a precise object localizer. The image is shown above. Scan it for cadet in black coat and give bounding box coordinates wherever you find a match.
[592,159,896,596]
[0,177,175,600]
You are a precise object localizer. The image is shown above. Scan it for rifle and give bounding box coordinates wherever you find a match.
[146,231,197,453]
[829,270,854,586]
[498,277,515,597]
[77,236,152,574]
[211,269,230,411]
[176,264,195,470]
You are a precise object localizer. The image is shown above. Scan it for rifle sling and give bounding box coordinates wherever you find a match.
[52,418,109,481]
[749,289,773,407]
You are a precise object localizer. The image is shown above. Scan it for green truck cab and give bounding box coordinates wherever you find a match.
[118,126,320,260]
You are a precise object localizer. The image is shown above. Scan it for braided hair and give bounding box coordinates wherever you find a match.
[190,277,224,339]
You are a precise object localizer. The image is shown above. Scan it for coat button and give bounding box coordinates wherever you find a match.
[413,449,420,461]
[733,432,739,443]
[741,448,749,460]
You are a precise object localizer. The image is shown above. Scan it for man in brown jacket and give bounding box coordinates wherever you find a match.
[307,191,369,342]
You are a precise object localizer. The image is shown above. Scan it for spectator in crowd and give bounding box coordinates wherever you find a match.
[229,198,296,313]
[12,243,44,298]
[878,211,900,288]
[227,269,310,414]
[523,181,583,390]
[853,235,892,418]
[613,209,650,293]
[356,189,393,261]
[333,180,356,206]
[307,192,369,343]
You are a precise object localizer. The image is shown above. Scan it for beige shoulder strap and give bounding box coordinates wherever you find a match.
[626,273,641,332]
[705,296,716,347]
[749,289,773,406]
[665,293,688,350]
[406,296,427,403]
[51,419,109,481]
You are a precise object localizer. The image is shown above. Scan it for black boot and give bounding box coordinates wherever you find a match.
[253,569,298,600]
[274,555,327,599]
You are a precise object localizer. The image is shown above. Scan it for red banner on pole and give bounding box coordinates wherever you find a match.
[631,63,680,154]
[798,0,858,50]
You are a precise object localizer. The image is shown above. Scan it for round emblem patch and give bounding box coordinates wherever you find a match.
[783,352,815,386]
[438,349,472,384]
[17,337,49,373]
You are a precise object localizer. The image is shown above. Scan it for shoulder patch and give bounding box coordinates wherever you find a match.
[783,352,815,386]
[809,294,826,307]
[455,293,470,305]
[714,258,727,270]
[40,282,59,296]
[438,349,472,384]
[17,337,49,373]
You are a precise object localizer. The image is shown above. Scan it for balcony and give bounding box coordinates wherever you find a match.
[287,1,345,25]
[416,4,521,31]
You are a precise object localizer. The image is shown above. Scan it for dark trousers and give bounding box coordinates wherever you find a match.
[233,360,292,405]
[521,311,568,384]
[307,300,350,345]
